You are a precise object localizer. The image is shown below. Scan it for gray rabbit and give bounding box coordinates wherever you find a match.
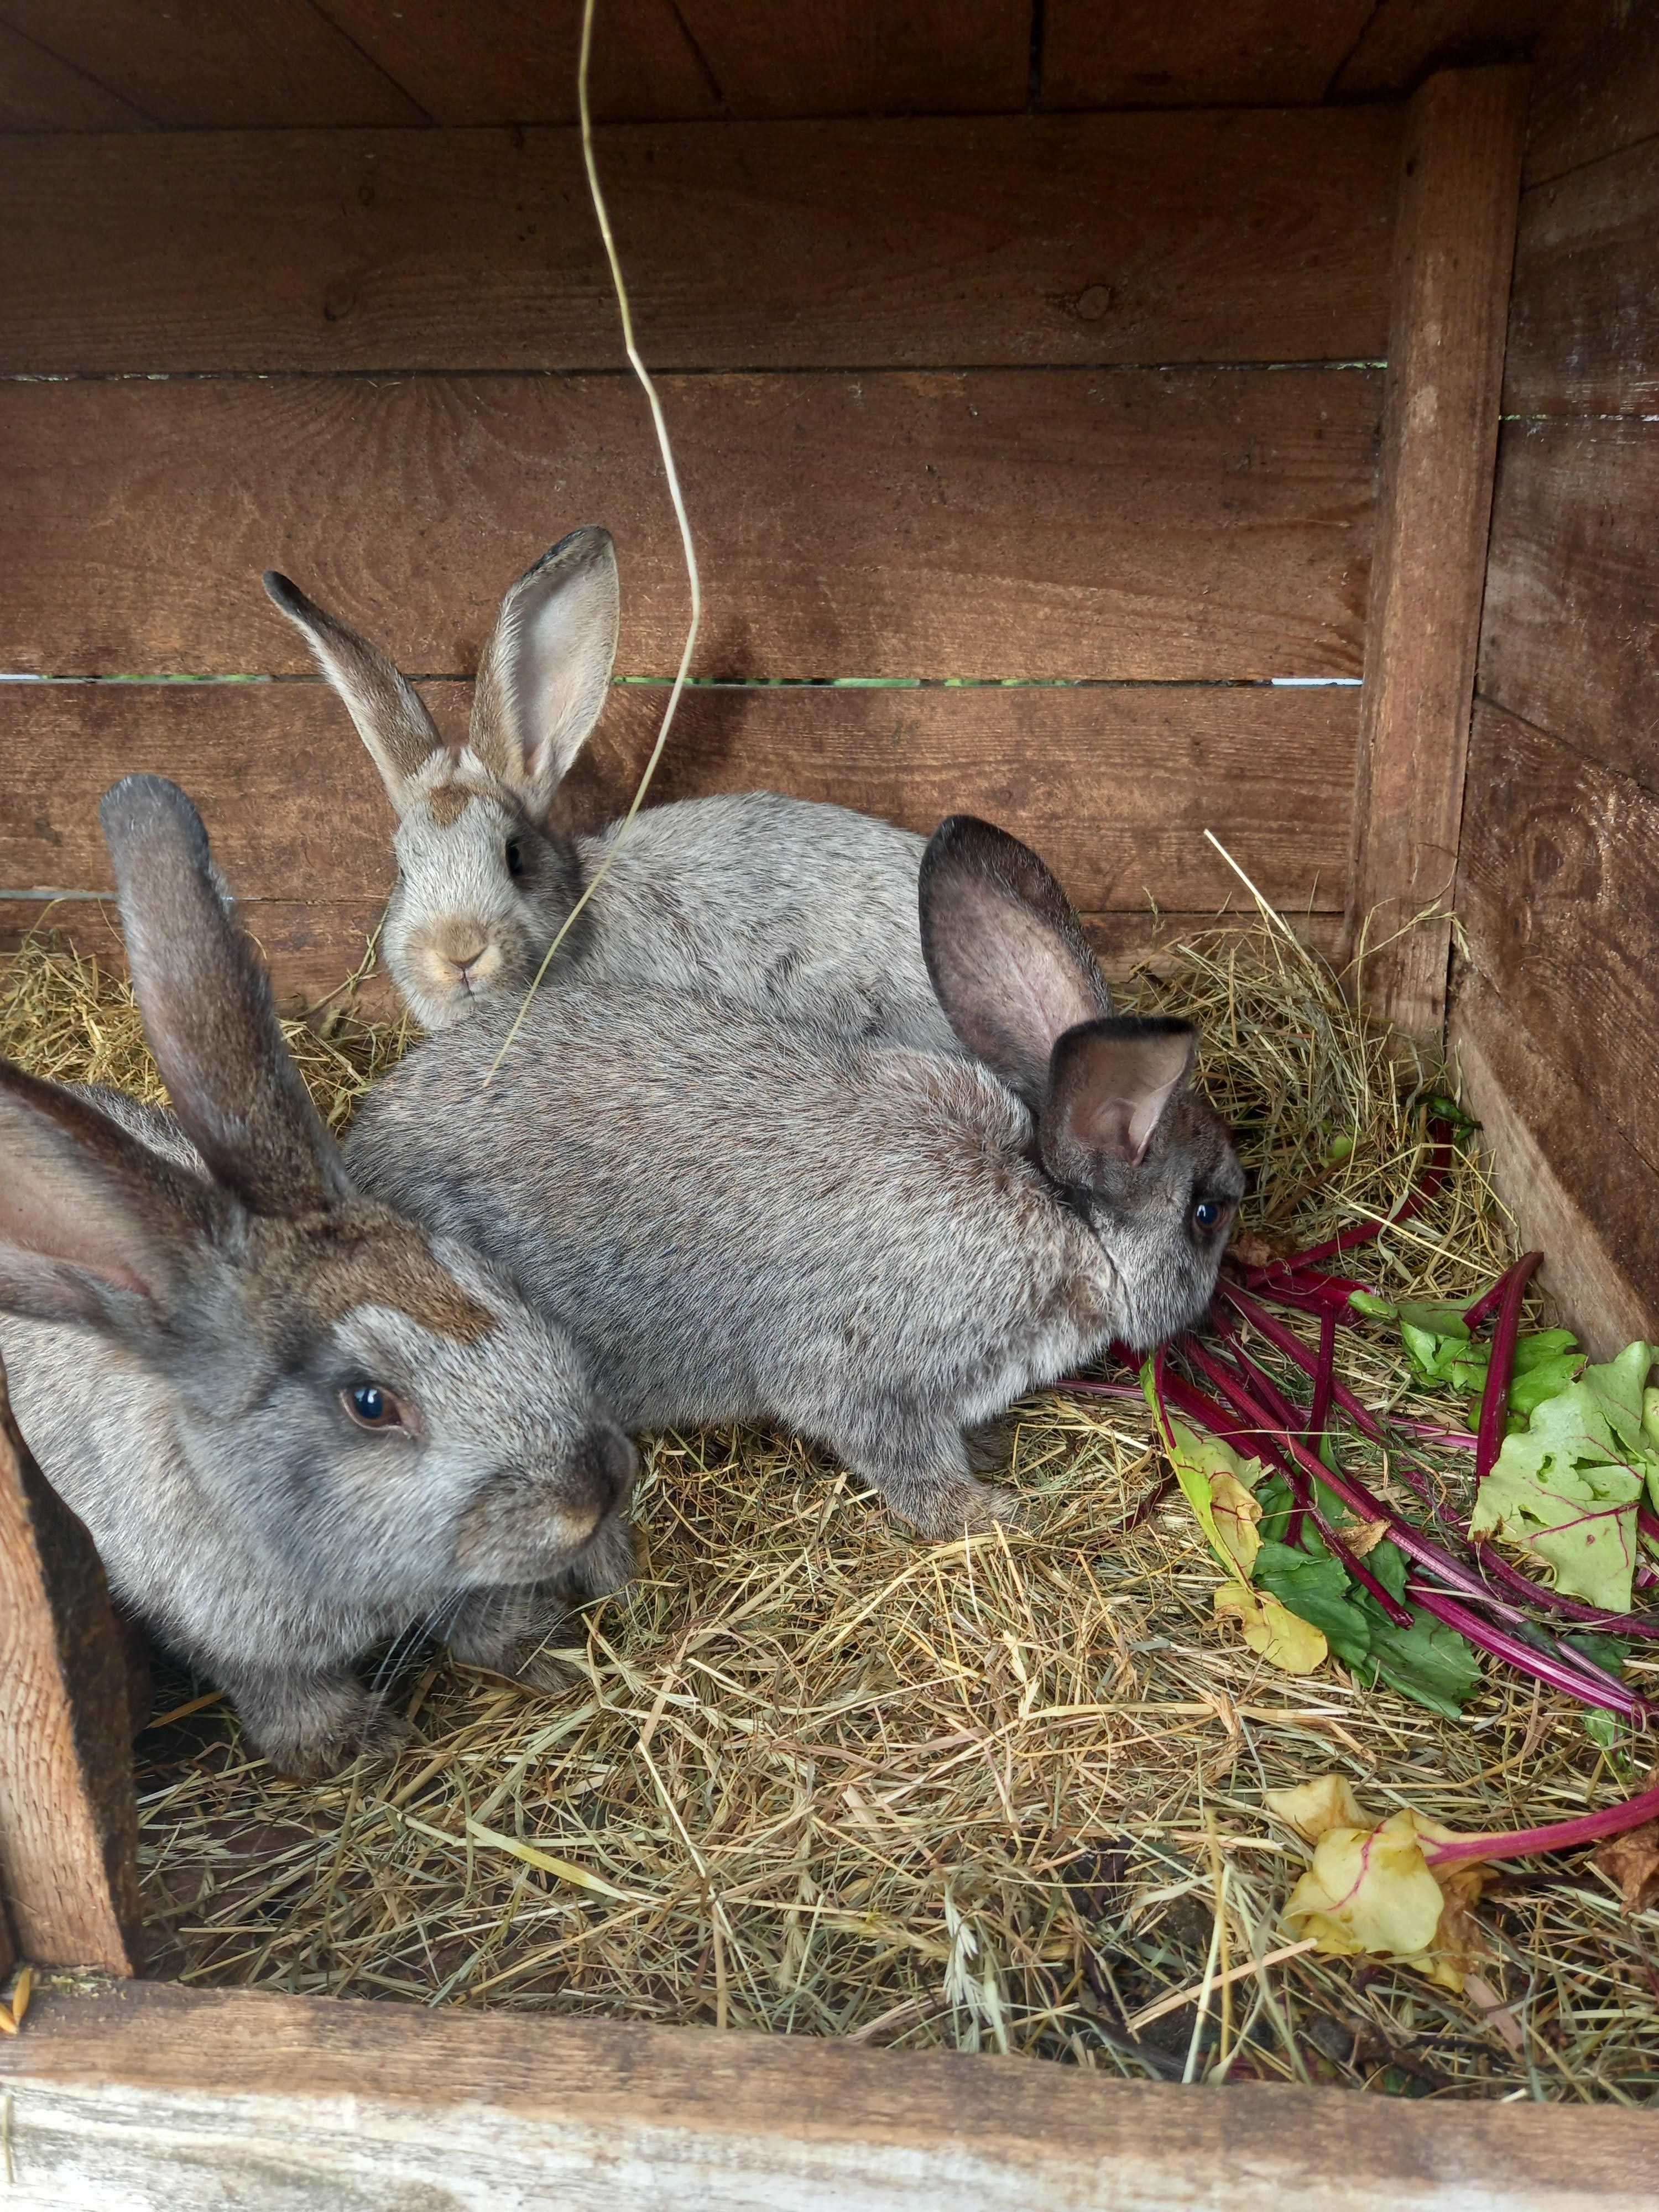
[348,816,1243,1540]
[266,528,956,1052]
[0,778,637,1776]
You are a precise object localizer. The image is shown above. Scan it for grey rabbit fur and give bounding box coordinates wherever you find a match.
[0,776,637,1778]
[264,526,956,1052]
[347,815,1244,1540]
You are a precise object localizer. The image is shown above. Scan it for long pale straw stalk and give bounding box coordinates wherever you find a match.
[485,0,702,1083]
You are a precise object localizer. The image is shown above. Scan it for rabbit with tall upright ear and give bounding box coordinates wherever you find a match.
[347,816,1244,1541]
[0,778,637,1777]
[265,530,956,1052]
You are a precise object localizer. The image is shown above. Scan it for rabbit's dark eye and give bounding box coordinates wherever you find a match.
[505,838,525,879]
[1193,1199,1223,1234]
[344,1382,403,1432]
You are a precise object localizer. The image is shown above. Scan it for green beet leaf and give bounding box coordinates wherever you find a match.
[1359,1607,1483,1721]
[1251,1542,1373,1669]
[1468,1345,1657,1612]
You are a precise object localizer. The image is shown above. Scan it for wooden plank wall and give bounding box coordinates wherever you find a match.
[1452,0,1659,1352]
[0,85,1391,1003]
[0,3,1557,1012]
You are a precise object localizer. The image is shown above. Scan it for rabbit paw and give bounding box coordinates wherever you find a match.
[898,1474,1019,1542]
[235,1673,408,1781]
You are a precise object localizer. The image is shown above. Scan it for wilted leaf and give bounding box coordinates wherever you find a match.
[1269,1776,1496,1991]
[1266,1775,1368,1841]
[1162,1418,1265,1577]
[1594,1819,1659,1916]
[1214,1580,1328,1673]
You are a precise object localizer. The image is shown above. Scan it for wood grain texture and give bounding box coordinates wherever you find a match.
[1456,698,1659,1178]
[0,111,1400,376]
[6,1979,1659,2211]
[0,896,1344,1020]
[0,370,1379,682]
[1479,418,1659,790]
[0,1369,139,1974]
[1452,971,1659,1358]
[674,0,1030,117]
[0,19,153,131]
[1346,66,1527,1039]
[1039,1,1375,108]
[0,678,1358,916]
[1333,0,1553,98]
[1525,0,1659,185]
[1503,138,1659,415]
[320,0,722,125]
[326,0,1031,123]
[0,0,426,127]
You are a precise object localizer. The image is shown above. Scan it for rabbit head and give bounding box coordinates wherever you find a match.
[0,780,636,1694]
[920,815,1244,1350]
[264,527,619,1030]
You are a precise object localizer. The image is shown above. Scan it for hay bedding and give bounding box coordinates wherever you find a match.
[3,916,1656,2104]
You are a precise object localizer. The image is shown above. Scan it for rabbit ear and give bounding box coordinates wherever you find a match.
[263,571,442,815]
[468,526,619,816]
[98,776,353,1217]
[1044,1018,1197,1178]
[918,815,1113,1102]
[0,1060,221,1335]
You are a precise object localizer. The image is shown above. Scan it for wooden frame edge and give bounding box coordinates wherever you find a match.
[3,1978,1658,2209]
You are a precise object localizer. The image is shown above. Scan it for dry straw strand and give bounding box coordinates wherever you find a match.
[7,907,1652,2101]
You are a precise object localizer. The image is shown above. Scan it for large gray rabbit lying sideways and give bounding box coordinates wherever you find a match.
[0,778,637,1777]
[349,816,1244,1540]
[264,526,957,1053]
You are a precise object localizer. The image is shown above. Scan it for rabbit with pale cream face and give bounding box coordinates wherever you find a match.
[0,778,637,1777]
[265,529,956,1052]
[349,815,1244,1541]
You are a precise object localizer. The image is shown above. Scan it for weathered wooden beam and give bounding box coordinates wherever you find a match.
[1347,64,1528,1041]
[0,1363,140,1974]
[4,1978,1659,2209]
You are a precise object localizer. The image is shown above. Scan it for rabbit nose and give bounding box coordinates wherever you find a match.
[431,920,490,972]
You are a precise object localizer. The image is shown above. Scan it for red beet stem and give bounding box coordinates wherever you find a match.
[1180,1340,1414,1627]
[1408,1585,1646,1719]
[1473,1253,1545,1486]
[1220,1285,1659,1641]
[1427,1775,1659,1869]
[1176,1336,1527,1613]
[1244,1124,1454,1292]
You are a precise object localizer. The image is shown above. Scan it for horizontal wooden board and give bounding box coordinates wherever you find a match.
[672,0,1031,119]
[1524,0,1659,185]
[0,111,1400,375]
[0,19,152,131]
[1452,969,1659,1356]
[322,0,1030,125]
[1332,0,1552,98]
[1504,139,1659,414]
[1479,418,1659,789]
[0,371,1379,681]
[0,0,426,128]
[0,678,1357,915]
[1457,698,1659,1183]
[0,896,1345,1019]
[317,0,723,126]
[1038,0,1374,108]
[8,1979,1659,2212]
